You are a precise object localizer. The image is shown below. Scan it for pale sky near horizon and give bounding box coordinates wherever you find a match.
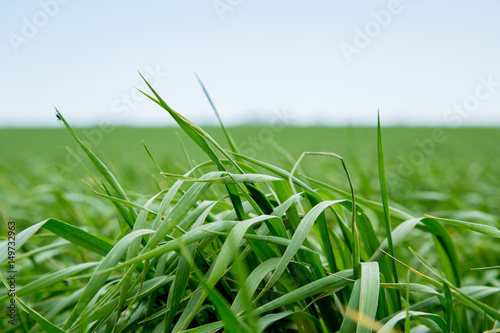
[1,0,500,127]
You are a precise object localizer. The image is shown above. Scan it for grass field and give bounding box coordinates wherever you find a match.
[1,94,499,332]
[2,126,500,225]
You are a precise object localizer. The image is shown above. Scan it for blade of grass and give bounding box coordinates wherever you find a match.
[425,215,500,238]
[179,245,250,333]
[63,229,155,330]
[164,201,218,332]
[408,249,500,321]
[161,172,281,184]
[377,310,446,333]
[357,262,380,333]
[56,109,137,228]
[0,218,115,268]
[377,113,401,311]
[0,262,99,303]
[289,152,359,278]
[443,281,453,333]
[15,296,66,333]
[173,214,279,331]
[195,73,240,154]
[137,74,246,221]
[339,279,361,333]
[256,199,347,302]
[254,269,354,315]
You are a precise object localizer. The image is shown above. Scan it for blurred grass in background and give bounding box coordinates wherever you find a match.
[2,126,500,228]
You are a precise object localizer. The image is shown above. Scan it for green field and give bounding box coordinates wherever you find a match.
[1,110,499,332]
[2,126,500,224]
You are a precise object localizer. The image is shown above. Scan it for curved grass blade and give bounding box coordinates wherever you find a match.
[256,200,347,301]
[289,152,359,277]
[15,296,66,333]
[161,172,281,184]
[179,246,249,333]
[401,249,500,322]
[370,217,423,261]
[231,258,281,314]
[289,152,360,277]
[425,215,500,238]
[257,311,324,333]
[83,179,159,215]
[75,219,267,280]
[177,322,224,333]
[377,310,446,333]
[0,219,114,267]
[0,262,99,303]
[229,151,313,191]
[63,229,155,330]
[301,174,414,221]
[173,214,278,331]
[254,269,353,315]
[56,109,137,228]
[380,282,439,296]
[115,190,166,327]
[137,75,246,221]
[73,276,174,331]
[164,201,219,332]
[420,218,461,287]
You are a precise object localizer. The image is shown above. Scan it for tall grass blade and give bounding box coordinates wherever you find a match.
[195,73,240,153]
[377,113,401,312]
[356,262,380,333]
[56,109,137,228]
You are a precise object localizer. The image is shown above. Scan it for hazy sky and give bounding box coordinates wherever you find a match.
[2,1,500,127]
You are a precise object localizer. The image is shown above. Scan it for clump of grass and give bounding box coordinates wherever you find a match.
[1,76,499,332]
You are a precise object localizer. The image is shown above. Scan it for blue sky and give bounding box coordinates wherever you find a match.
[2,0,500,127]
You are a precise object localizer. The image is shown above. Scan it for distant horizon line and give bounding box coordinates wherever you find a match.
[1,123,500,129]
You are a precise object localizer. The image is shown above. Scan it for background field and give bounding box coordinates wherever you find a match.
[2,125,500,228]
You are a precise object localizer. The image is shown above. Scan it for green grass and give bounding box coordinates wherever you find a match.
[0,81,499,332]
[2,126,500,224]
